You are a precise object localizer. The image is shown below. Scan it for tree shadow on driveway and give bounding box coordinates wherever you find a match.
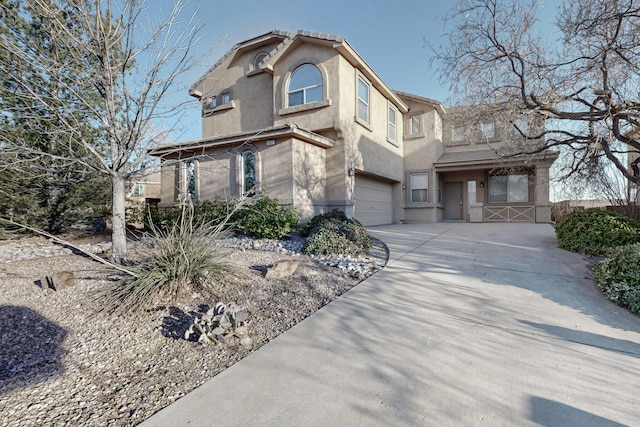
[0,305,67,395]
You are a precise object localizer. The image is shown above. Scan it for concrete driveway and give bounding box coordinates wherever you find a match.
[141,223,640,426]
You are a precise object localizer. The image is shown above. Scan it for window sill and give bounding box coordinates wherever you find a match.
[405,133,426,140]
[279,99,331,116]
[405,203,436,208]
[354,115,373,132]
[203,101,235,117]
[446,140,470,146]
[387,137,400,147]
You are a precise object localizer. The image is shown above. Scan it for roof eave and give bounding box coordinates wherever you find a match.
[148,124,334,157]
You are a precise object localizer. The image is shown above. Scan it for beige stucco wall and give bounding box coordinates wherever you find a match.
[156,137,332,219]
[196,42,281,138]
[400,98,444,223]
[272,44,341,132]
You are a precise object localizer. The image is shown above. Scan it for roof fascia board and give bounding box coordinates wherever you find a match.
[149,125,334,157]
[334,42,409,113]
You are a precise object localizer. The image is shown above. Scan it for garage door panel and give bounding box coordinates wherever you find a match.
[355,176,393,226]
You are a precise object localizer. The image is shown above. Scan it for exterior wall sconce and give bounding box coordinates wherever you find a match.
[347,168,355,176]
[479,181,485,188]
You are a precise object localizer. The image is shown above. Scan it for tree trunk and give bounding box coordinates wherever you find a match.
[111,173,127,263]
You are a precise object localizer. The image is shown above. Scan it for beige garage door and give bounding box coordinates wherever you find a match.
[354,175,394,226]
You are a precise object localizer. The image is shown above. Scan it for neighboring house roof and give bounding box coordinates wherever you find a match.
[434,149,559,170]
[148,123,334,157]
[395,90,446,117]
[189,29,409,113]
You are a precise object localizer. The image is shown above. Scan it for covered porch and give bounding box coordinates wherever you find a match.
[434,149,558,223]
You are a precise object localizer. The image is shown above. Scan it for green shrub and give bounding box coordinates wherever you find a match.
[95,204,244,315]
[555,208,640,255]
[145,197,236,230]
[147,192,298,240]
[235,190,299,239]
[302,209,371,256]
[593,243,640,314]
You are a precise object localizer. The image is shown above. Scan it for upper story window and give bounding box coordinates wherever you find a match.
[452,122,464,142]
[252,51,269,71]
[209,97,217,109]
[357,76,370,123]
[409,114,421,135]
[287,64,322,107]
[221,92,231,105]
[482,119,495,139]
[513,116,528,136]
[388,104,398,142]
[241,151,256,196]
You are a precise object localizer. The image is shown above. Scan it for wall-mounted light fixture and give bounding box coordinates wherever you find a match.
[347,168,355,177]
[266,139,276,146]
[479,181,485,188]
[402,182,406,189]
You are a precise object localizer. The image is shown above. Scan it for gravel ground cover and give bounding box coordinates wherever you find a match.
[0,234,387,426]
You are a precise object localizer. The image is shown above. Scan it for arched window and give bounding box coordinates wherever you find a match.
[287,64,322,107]
[242,151,256,195]
[185,159,197,201]
[252,51,269,71]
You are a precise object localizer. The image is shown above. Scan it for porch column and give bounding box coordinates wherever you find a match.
[534,165,552,222]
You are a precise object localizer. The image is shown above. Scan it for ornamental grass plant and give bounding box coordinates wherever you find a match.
[94,202,245,315]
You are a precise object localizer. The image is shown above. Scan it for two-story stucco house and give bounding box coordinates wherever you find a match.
[150,30,558,225]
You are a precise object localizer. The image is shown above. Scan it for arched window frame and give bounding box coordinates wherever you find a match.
[251,51,269,72]
[287,64,323,107]
[241,150,257,196]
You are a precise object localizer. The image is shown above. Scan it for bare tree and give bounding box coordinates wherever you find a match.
[0,0,201,262]
[434,0,640,187]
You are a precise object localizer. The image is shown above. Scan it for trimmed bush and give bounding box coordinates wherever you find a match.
[146,192,298,240]
[235,190,299,239]
[302,209,371,256]
[555,208,640,256]
[593,243,640,314]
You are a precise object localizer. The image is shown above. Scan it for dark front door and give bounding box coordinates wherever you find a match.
[444,182,463,220]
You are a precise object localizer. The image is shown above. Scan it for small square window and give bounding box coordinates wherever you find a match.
[209,97,217,109]
[221,93,231,105]
[482,119,495,139]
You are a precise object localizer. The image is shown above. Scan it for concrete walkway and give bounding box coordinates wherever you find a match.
[141,223,640,426]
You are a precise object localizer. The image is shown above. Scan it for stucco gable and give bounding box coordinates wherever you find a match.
[395,90,446,118]
[258,30,408,113]
[189,30,290,98]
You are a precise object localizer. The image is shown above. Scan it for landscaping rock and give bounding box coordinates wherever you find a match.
[264,260,299,279]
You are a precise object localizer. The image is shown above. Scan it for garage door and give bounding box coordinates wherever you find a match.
[354,175,394,226]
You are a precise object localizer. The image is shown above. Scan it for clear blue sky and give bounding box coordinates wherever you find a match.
[161,0,561,142]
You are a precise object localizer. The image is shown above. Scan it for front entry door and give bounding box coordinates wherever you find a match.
[444,182,463,220]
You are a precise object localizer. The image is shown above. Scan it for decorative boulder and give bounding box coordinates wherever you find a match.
[41,271,76,291]
[264,260,299,279]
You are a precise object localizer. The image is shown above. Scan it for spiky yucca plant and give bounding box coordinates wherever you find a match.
[95,201,245,315]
